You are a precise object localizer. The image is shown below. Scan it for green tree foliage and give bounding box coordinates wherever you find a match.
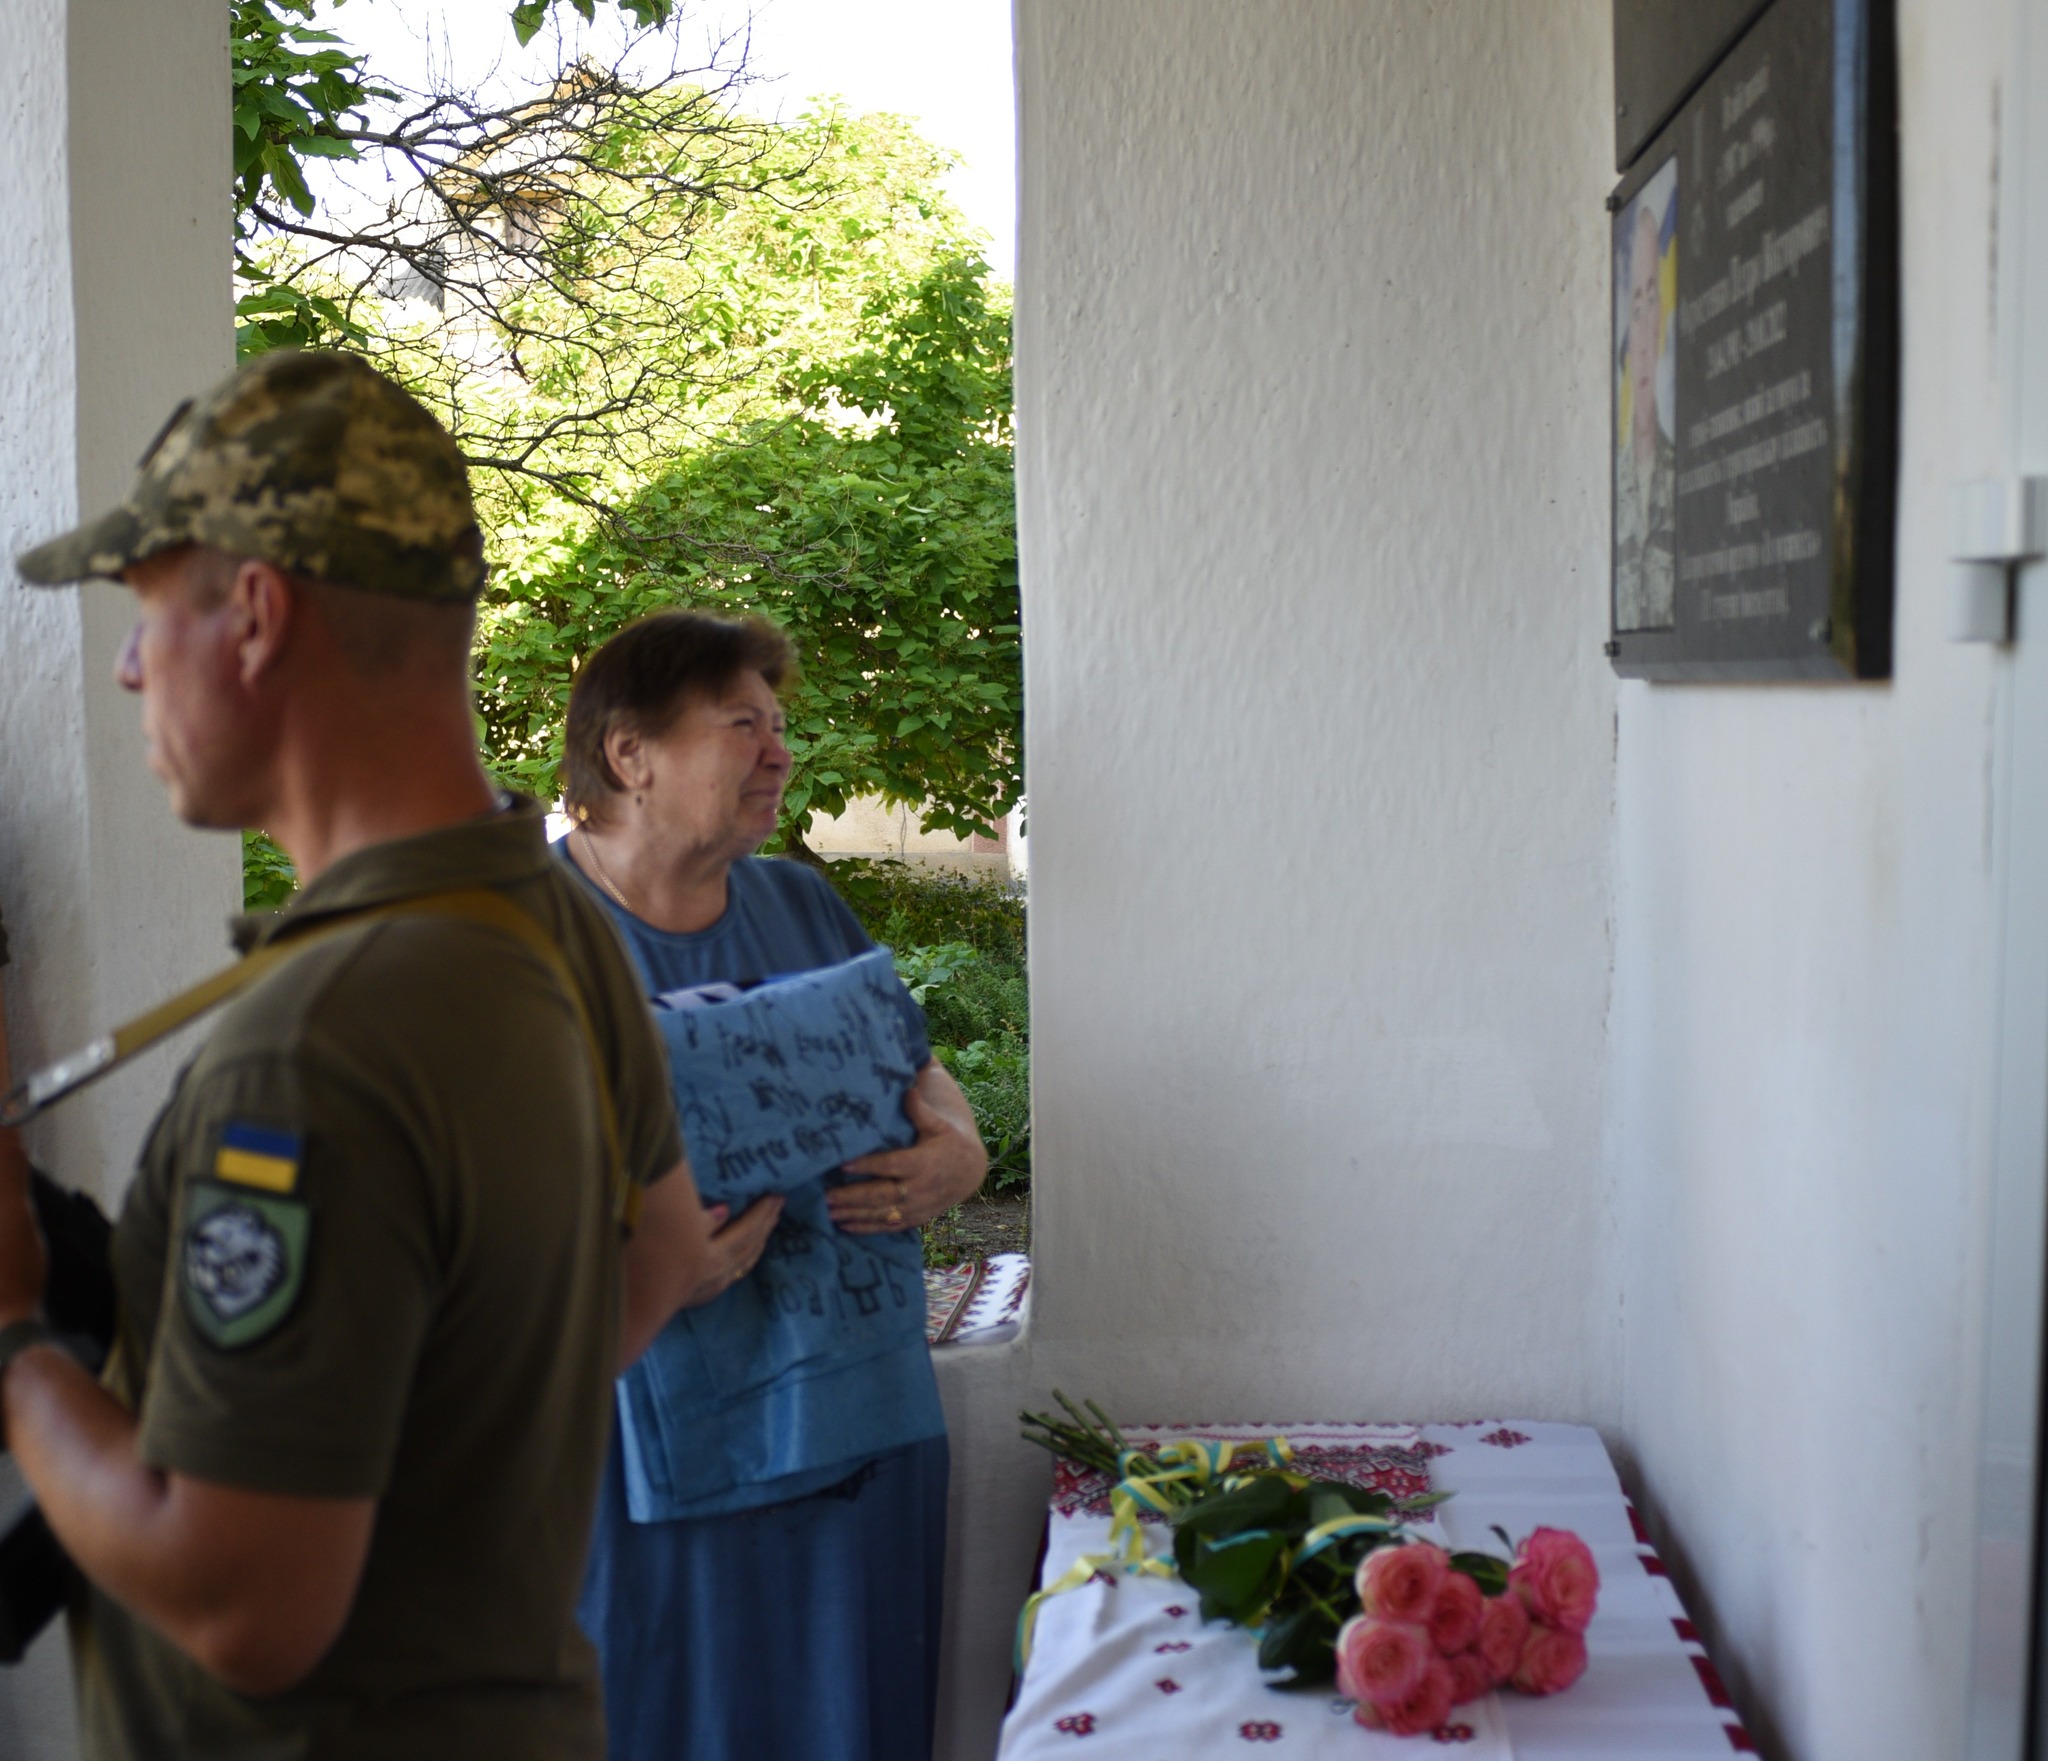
[232,3,1022,915]
[241,831,299,909]
[479,248,1019,842]
[231,0,386,352]
[512,0,675,44]
[231,0,695,356]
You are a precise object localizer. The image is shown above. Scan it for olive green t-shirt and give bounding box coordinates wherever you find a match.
[72,799,682,1761]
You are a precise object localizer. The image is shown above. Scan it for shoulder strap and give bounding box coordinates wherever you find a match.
[0,889,640,1234]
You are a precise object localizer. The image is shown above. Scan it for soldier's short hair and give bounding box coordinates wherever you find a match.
[563,611,796,823]
[179,544,476,681]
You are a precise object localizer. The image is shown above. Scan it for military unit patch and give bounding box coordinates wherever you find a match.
[212,1121,301,1193]
[181,1180,308,1348]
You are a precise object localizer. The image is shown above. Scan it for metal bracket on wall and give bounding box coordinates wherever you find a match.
[1949,477,2048,642]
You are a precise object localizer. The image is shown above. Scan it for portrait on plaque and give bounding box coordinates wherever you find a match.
[1613,157,1679,633]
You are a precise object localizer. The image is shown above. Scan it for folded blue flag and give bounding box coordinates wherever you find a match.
[620,947,945,1520]
[653,946,931,1208]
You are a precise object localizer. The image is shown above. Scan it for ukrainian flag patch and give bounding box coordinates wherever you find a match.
[213,1122,301,1194]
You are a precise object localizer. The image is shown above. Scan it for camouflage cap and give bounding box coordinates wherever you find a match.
[15,350,486,601]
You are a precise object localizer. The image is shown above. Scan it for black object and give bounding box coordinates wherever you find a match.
[29,1168,116,1356]
[0,1169,115,1663]
[0,1507,72,1663]
[1607,0,1898,682]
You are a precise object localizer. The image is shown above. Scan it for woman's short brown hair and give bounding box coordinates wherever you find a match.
[562,611,796,822]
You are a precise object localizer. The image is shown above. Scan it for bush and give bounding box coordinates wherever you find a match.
[243,831,297,910]
[936,1034,1030,1191]
[836,860,1032,1197]
[830,859,1025,966]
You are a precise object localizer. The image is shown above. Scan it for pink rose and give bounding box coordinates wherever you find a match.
[1355,1656,1456,1737]
[1508,1528,1599,1635]
[1334,1615,1432,1707]
[1509,1622,1589,1697]
[1355,1541,1450,1623]
[1475,1592,1529,1683]
[1445,1650,1494,1706]
[1428,1569,1485,1656]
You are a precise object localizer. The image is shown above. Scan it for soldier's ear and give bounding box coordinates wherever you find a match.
[230,558,300,689]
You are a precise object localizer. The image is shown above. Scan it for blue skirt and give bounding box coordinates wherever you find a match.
[579,1429,950,1761]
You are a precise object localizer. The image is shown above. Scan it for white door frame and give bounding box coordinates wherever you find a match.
[1967,0,2048,1753]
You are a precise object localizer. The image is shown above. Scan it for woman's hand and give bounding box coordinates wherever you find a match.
[619,1160,783,1369]
[829,1060,988,1234]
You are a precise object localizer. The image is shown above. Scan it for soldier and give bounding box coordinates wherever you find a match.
[1616,194,1676,632]
[0,349,780,1759]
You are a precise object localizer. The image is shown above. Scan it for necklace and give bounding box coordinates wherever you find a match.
[577,829,635,915]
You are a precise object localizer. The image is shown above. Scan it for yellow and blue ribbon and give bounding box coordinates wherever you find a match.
[1016,1436,1313,1670]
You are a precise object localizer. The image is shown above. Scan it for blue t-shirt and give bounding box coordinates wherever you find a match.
[582,853,876,993]
[560,849,946,1517]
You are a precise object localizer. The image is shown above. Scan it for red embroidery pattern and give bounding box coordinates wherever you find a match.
[1692,1656,1734,1709]
[1413,1438,1453,1459]
[1478,1428,1531,1449]
[1155,1678,1181,1695]
[1051,1443,1433,1517]
[1155,1641,1191,1653]
[1432,1723,1477,1743]
[1054,1712,1097,1736]
[1238,1722,1283,1742]
[1165,1605,1188,1618]
[1669,1607,1760,1752]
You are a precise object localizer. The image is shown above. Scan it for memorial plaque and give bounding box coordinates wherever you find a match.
[1613,0,1771,171]
[1608,0,1897,680]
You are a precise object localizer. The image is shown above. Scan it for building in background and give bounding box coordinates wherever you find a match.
[805,798,1024,881]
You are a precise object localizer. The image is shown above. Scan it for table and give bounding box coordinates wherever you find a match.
[996,1421,1756,1758]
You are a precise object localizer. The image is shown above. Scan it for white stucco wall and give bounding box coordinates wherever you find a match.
[0,2,236,1752]
[1,0,239,1206]
[940,0,1619,1746]
[997,5,2025,1761]
[1609,4,2014,1758]
[1016,0,1618,1442]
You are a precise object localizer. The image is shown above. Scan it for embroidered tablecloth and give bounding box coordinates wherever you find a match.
[997,1420,1756,1758]
[927,1252,1033,1348]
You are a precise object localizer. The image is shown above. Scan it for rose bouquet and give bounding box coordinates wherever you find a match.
[1020,1395,1601,1739]
[1334,1529,1597,1733]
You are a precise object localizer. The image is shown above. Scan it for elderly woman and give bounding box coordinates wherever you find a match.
[563,611,987,1761]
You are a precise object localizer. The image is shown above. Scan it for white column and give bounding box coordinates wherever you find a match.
[0,2,235,1750]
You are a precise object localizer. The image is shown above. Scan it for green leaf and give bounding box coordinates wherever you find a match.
[1450,1550,1511,1597]
[1257,1605,1340,1683]
[1171,1475,1296,1540]
[1181,1530,1287,1625]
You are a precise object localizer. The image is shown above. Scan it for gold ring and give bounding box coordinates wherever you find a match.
[889,1205,902,1224]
